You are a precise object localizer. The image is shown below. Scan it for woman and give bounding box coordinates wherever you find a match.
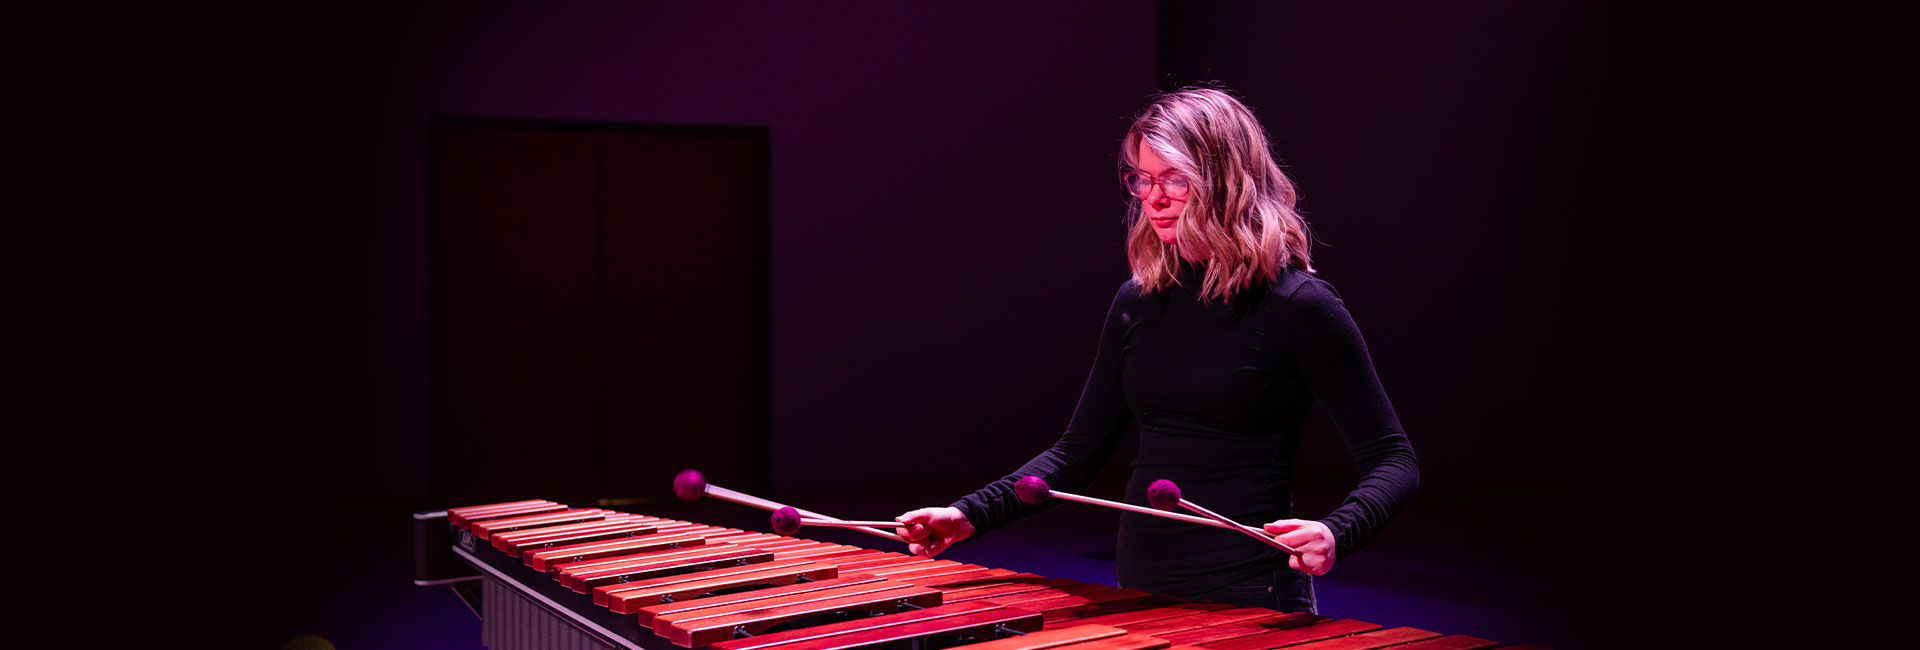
[894,88,1419,614]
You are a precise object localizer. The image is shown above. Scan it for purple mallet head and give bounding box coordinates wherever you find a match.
[673,469,707,501]
[1147,479,1182,510]
[770,506,802,535]
[1014,476,1051,504]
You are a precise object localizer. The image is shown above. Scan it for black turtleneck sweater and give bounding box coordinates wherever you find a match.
[952,265,1419,597]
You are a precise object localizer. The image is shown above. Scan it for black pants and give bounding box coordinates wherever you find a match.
[1186,567,1316,613]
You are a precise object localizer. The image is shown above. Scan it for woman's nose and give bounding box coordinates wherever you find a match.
[1144,183,1169,204]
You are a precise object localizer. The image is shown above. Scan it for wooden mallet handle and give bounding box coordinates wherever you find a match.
[1013,476,1242,531]
[803,519,904,528]
[1148,479,1299,554]
[770,507,910,536]
[674,470,905,543]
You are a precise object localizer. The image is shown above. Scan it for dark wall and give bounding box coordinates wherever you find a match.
[331,3,1160,513]
[429,121,772,508]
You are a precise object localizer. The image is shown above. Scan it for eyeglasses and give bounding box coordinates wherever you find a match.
[1121,170,1191,199]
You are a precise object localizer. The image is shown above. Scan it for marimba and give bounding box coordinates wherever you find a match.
[421,499,1543,650]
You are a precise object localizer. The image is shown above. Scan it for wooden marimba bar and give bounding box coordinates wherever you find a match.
[428,499,1546,650]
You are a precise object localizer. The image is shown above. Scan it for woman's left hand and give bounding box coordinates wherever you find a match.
[1263,519,1336,575]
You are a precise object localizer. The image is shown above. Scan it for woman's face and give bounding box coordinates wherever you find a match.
[1132,142,1188,244]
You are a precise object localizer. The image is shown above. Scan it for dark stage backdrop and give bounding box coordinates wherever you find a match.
[322,1,1158,515]
[232,1,1607,648]
[430,119,770,508]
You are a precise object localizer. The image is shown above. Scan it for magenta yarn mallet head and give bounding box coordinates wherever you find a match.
[1014,476,1052,504]
[771,506,803,535]
[1147,479,1182,510]
[673,469,707,502]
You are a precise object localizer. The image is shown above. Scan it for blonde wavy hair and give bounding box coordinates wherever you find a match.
[1121,87,1313,300]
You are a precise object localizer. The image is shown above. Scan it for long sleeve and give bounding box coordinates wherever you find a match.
[1282,279,1420,560]
[950,281,1138,537]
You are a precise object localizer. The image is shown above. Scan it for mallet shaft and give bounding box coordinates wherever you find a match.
[798,519,905,529]
[705,485,905,542]
[1050,491,1237,530]
[1179,498,1299,554]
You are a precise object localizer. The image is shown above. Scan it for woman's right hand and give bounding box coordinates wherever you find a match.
[894,507,975,557]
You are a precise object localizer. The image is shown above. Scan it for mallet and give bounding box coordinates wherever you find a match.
[1148,479,1298,554]
[1013,475,1240,531]
[769,506,907,536]
[673,469,905,542]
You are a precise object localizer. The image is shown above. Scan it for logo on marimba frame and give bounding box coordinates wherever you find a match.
[281,634,336,650]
